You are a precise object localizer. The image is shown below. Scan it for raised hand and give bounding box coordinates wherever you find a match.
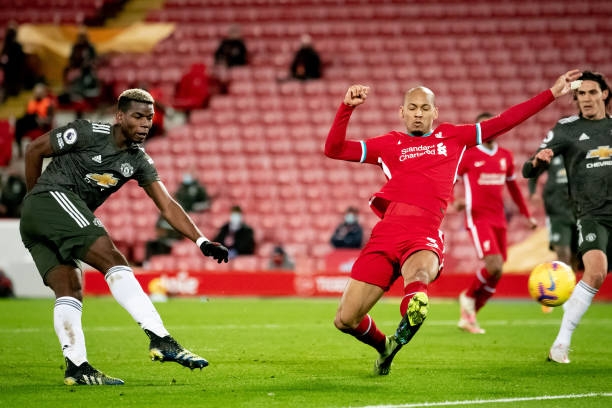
[550,69,582,98]
[344,84,370,107]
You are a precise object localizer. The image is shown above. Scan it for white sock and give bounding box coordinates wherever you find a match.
[54,297,87,366]
[553,280,598,347]
[105,265,169,338]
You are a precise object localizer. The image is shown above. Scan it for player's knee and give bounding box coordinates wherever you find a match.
[46,266,83,299]
[333,313,357,332]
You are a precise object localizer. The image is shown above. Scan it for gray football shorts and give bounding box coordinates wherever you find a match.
[576,217,612,263]
[20,190,107,283]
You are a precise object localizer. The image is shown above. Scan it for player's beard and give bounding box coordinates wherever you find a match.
[411,131,424,136]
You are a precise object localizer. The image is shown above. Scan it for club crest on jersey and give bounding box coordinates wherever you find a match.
[86,173,119,188]
[63,128,77,145]
[436,142,447,156]
[120,163,135,177]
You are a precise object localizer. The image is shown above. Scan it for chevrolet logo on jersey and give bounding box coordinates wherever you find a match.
[586,146,612,169]
[587,146,612,160]
[86,173,119,188]
[586,146,612,160]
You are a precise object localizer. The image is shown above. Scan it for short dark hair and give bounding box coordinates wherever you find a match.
[475,112,494,122]
[117,88,154,112]
[576,70,611,108]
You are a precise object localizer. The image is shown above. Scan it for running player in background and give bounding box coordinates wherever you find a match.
[527,154,578,269]
[522,70,611,364]
[325,69,581,375]
[454,112,537,334]
[20,89,229,385]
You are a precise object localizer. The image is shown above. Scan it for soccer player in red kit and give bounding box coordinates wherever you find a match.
[324,69,581,375]
[454,112,537,334]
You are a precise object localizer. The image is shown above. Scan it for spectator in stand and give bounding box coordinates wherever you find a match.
[330,206,364,249]
[144,173,211,265]
[0,22,26,102]
[454,112,537,334]
[213,205,255,259]
[0,166,27,218]
[14,83,55,157]
[0,268,14,297]
[58,27,100,113]
[289,34,322,81]
[211,24,248,95]
[146,86,174,140]
[267,245,295,271]
[65,26,97,78]
[214,24,248,68]
[324,70,581,376]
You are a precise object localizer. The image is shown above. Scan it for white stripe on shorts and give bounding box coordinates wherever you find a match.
[50,191,90,228]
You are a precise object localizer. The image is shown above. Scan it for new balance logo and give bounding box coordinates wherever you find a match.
[578,133,590,141]
[92,155,102,163]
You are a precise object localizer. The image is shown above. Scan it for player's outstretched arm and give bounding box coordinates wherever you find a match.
[522,149,553,178]
[144,181,229,263]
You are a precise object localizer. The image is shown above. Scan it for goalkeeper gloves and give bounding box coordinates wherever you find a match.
[199,241,229,263]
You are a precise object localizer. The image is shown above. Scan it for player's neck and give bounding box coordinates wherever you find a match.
[112,124,129,150]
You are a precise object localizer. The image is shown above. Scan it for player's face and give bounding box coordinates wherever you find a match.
[575,80,608,120]
[117,101,154,144]
[399,89,438,136]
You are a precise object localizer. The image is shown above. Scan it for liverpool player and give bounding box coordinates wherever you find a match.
[522,70,612,364]
[455,112,537,334]
[325,69,581,375]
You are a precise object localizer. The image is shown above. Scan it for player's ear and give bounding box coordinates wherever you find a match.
[433,107,439,120]
[398,106,405,120]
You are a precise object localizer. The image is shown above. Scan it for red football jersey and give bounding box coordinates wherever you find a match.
[459,144,525,228]
[325,90,553,226]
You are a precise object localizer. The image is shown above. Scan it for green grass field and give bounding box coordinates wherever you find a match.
[1,296,611,408]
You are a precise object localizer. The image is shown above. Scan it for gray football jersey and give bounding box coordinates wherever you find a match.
[29,119,160,211]
[537,115,612,218]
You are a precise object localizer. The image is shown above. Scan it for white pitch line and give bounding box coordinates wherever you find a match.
[3,318,612,334]
[349,392,612,408]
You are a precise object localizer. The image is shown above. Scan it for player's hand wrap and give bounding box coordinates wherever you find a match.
[199,241,229,263]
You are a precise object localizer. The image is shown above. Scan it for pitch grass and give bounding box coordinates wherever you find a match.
[1,297,611,408]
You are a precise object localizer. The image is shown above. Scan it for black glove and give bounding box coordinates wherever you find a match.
[199,240,229,263]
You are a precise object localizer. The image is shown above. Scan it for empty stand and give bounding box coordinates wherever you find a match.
[84,0,612,273]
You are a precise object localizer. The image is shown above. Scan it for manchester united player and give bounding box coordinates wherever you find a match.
[20,89,229,385]
[325,69,581,375]
[522,70,612,364]
[455,112,537,334]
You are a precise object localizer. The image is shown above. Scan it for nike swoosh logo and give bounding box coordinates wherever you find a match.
[546,271,556,292]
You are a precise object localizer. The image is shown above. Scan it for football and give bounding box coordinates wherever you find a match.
[528,261,576,307]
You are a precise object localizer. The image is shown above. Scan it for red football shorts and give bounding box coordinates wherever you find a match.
[467,221,507,260]
[351,214,445,291]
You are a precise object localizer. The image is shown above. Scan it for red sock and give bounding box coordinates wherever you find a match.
[465,267,487,299]
[400,281,428,317]
[475,269,501,311]
[342,314,387,353]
